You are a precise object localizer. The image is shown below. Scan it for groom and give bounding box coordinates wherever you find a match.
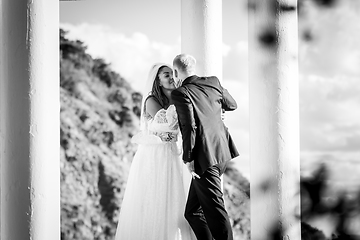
[171,54,239,240]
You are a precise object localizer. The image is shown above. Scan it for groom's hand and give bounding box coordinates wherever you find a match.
[186,161,200,179]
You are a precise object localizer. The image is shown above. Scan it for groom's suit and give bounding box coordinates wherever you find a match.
[171,75,239,240]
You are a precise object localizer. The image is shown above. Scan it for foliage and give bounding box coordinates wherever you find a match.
[60,28,141,240]
[301,163,360,239]
[224,162,251,239]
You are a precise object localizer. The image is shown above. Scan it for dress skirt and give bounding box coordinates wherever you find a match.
[114,140,194,240]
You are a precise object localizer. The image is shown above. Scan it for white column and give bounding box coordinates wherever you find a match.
[180,0,223,195]
[181,0,222,77]
[249,0,301,239]
[0,0,60,239]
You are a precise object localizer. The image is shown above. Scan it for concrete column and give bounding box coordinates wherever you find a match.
[248,0,301,239]
[0,0,60,239]
[180,0,223,195]
[181,0,222,77]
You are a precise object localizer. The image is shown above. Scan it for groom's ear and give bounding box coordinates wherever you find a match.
[174,69,178,78]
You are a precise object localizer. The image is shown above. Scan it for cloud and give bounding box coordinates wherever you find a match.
[61,22,250,91]
[299,74,360,152]
[298,0,360,157]
[60,22,250,91]
[299,0,360,77]
[60,22,180,92]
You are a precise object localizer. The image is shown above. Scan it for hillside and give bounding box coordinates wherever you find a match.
[60,28,250,240]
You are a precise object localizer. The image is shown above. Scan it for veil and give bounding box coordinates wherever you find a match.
[139,63,173,132]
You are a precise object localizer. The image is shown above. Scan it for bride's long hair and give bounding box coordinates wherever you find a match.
[149,65,170,109]
[139,63,172,130]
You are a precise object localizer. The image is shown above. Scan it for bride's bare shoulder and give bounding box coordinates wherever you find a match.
[145,96,163,118]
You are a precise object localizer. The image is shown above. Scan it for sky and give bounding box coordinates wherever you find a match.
[60,0,360,187]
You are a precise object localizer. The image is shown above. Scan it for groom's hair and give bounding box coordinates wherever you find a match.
[173,54,196,74]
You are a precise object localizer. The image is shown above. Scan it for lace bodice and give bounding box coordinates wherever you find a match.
[133,105,179,144]
[148,105,179,142]
[148,105,178,130]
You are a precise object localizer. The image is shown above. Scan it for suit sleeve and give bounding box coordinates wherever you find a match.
[217,78,237,111]
[171,89,196,163]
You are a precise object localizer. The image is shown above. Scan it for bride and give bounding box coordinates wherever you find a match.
[114,63,195,240]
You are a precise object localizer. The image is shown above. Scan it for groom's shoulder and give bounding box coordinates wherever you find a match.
[201,76,221,86]
[199,75,219,81]
[208,75,220,81]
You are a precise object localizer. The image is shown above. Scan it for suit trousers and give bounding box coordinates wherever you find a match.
[184,164,233,240]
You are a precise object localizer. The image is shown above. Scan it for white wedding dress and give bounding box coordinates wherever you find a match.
[114,105,195,240]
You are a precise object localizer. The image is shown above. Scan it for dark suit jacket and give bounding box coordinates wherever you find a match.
[171,75,239,175]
